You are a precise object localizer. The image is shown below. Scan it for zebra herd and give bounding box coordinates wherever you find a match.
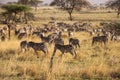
[0,21,120,59]
[20,37,79,58]
[0,21,119,72]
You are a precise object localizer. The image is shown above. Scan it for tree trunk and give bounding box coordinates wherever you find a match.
[67,7,74,21]
[7,24,11,40]
[68,12,73,21]
[117,12,120,18]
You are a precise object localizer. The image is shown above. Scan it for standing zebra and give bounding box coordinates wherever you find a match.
[92,35,108,46]
[20,40,28,52]
[39,33,53,44]
[54,38,64,45]
[27,41,48,58]
[69,38,80,48]
[50,44,77,72]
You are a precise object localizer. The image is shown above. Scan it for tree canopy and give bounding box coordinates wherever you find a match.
[1,4,32,24]
[2,4,31,13]
[18,0,42,11]
[51,0,90,20]
[106,0,120,18]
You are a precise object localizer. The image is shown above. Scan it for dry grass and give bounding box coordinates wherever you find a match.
[0,7,120,80]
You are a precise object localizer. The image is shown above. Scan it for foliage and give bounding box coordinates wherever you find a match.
[18,0,42,11]
[18,0,30,5]
[106,0,120,18]
[1,4,32,24]
[29,0,43,11]
[2,4,31,13]
[50,0,90,20]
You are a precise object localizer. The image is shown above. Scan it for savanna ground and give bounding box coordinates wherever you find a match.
[0,7,120,80]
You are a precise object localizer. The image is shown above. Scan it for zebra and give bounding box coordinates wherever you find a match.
[48,32,62,40]
[69,38,80,48]
[92,35,108,46]
[111,35,120,41]
[51,44,77,58]
[68,31,73,37]
[1,35,6,42]
[27,41,48,58]
[32,31,42,37]
[18,33,27,40]
[50,44,77,71]
[20,40,28,52]
[39,33,53,44]
[54,38,64,45]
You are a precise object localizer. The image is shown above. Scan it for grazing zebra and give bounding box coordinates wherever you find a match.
[27,41,48,58]
[1,35,6,42]
[111,35,120,41]
[18,33,27,40]
[20,40,28,52]
[32,31,41,36]
[48,32,61,40]
[69,38,80,48]
[40,33,53,44]
[92,35,108,46]
[54,38,64,45]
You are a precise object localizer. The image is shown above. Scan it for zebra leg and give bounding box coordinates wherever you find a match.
[42,50,47,57]
[74,50,77,59]
[25,46,28,52]
[49,48,57,72]
[45,47,49,54]
[78,43,80,48]
[35,50,39,58]
[92,41,94,46]
[70,51,74,56]
[75,45,77,49]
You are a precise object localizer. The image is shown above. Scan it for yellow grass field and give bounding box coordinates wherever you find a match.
[0,7,120,80]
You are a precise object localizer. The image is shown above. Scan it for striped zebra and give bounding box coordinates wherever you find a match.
[51,44,76,59]
[92,35,108,46]
[40,33,53,44]
[50,44,77,71]
[27,41,48,58]
[69,38,80,48]
[20,40,28,52]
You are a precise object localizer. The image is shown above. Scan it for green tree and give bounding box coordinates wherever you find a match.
[1,4,31,24]
[18,0,42,11]
[18,0,30,5]
[50,0,90,21]
[106,0,120,18]
[29,0,43,11]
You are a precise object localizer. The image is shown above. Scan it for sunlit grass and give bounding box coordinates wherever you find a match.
[0,7,120,80]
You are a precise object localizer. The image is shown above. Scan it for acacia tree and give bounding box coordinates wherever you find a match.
[1,4,31,40]
[29,0,43,11]
[18,0,30,5]
[106,0,120,18]
[1,4,31,24]
[50,0,90,21]
[18,0,42,11]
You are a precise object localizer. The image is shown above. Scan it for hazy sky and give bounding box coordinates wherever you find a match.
[0,0,109,5]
